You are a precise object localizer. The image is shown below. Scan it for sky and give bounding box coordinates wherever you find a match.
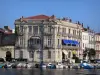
[0,0,100,32]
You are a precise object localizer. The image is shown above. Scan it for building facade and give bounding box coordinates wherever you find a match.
[15,15,83,63]
[95,33,100,59]
[82,27,95,60]
[0,26,16,61]
[82,29,89,59]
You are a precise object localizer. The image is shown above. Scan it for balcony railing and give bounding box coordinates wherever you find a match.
[61,32,81,39]
[15,44,23,49]
[17,31,23,36]
[95,41,100,43]
[44,31,53,36]
[44,45,53,49]
[62,45,79,49]
[57,45,62,49]
[28,44,40,50]
[28,33,40,37]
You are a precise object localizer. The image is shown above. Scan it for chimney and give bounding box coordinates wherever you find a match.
[87,26,89,30]
[62,17,66,20]
[69,19,72,22]
[4,26,9,30]
[81,23,83,27]
[51,15,56,19]
[22,16,24,18]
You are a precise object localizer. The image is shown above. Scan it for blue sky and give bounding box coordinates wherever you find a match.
[0,0,100,32]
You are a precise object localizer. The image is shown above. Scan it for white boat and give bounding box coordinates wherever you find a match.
[42,64,47,69]
[17,63,23,68]
[47,63,56,69]
[22,63,27,68]
[26,63,33,68]
[56,63,64,69]
[7,63,13,68]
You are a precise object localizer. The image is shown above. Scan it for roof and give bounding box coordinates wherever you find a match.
[24,14,55,19]
[96,33,100,35]
[0,28,12,34]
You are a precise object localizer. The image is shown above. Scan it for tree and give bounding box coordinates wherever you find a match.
[83,48,89,60]
[83,48,96,63]
[88,48,96,62]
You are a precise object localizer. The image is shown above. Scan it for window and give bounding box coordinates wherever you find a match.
[20,51,23,58]
[77,31,79,35]
[83,35,84,40]
[83,43,84,48]
[62,28,66,33]
[73,30,74,35]
[29,51,34,58]
[28,26,32,33]
[20,26,23,32]
[33,26,38,34]
[20,37,23,46]
[79,31,81,36]
[73,30,76,35]
[48,26,51,32]
[48,36,51,46]
[68,29,70,34]
[28,20,33,22]
[58,51,60,58]
[68,52,71,58]
[74,30,76,35]
[48,50,51,58]
[58,39,59,45]
[58,27,60,32]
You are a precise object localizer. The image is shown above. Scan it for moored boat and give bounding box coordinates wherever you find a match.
[80,62,94,69]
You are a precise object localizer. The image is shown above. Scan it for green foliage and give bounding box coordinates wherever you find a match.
[72,54,80,63]
[83,48,96,62]
[15,26,19,36]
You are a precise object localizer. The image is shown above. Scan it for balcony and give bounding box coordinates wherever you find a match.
[62,45,79,49]
[28,44,40,50]
[44,31,53,36]
[17,31,23,36]
[28,33,40,37]
[44,45,53,49]
[43,28,54,36]
[57,45,62,49]
[89,41,95,44]
[57,32,62,36]
[15,44,23,49]
[95,41,100,43]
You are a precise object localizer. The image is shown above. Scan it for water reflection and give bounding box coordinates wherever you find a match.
[0,69,100,75]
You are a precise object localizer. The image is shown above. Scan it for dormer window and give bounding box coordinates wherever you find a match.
[28,20,33,22]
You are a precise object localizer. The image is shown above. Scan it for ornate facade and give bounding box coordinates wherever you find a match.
[15,15,83,63]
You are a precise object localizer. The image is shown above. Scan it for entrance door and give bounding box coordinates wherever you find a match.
[62,52,65,62]
[6,51,12,62]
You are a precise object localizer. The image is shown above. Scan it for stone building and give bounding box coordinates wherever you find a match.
[95,33,100,59]
[0,26,16,61]
[14,15,83,63]
[82,27,95,60]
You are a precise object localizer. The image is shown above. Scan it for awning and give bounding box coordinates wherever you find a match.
[63,50,68,55]
[63,40,70,44]
[70,40,75,45]
[62,39,79,45]
[74,41,79,45]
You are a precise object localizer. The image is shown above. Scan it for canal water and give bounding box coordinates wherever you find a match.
[0,68,100,75]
